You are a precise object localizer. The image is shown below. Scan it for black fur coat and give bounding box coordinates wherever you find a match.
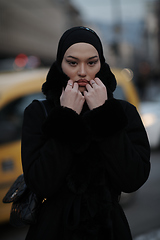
[21,63,150,240]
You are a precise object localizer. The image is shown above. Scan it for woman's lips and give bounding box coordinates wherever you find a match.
[76,79,89,87]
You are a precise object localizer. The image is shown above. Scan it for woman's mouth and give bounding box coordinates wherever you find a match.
[76,79,89,87]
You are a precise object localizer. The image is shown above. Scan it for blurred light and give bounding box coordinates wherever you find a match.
[14,54,28,68]
[121,68,134,81]
[27,56,41,68]
[141,113,157,127]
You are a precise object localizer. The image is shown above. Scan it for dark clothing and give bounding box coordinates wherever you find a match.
[22,97,150,240]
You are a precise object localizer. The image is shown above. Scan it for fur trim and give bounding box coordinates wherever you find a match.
[42,106,91,152]
[96,63,117,92]
[42,62,69,105]
[83,99,128,140]
[41,61,117,105]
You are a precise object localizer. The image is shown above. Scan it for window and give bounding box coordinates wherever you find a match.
[0,92,44,144]
[114,85,126,100]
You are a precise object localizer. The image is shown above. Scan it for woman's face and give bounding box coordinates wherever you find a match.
[61,43,101,92]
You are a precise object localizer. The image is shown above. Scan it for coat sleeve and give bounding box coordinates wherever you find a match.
[21,101,90,198]
[83,99,151,193]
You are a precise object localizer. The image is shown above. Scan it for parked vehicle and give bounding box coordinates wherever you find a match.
[0,68,47,223]
[113,68,139,109]
[140,85,160,149]
[112,68,140,206]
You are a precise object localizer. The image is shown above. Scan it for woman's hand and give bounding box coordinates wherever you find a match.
[84,78,108,110]
[60,80,85,114]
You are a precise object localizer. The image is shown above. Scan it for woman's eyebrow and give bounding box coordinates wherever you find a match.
[66,55,99,60]
[66,56,78,60]
[88,56,99,60]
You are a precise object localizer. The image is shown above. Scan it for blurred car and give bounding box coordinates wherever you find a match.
[0,68,47,223]
[0,67,139,223]
[140,86,160,149]
[112,68,139,109]
[112,68,140,206]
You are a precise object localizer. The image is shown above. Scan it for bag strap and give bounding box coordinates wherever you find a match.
[37,100,48,118]
[33,99,50,118]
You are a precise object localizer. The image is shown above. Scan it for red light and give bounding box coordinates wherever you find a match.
[14,54,28,67]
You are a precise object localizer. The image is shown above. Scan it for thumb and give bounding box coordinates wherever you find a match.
[83,90,87,96]
[83,90,88,99]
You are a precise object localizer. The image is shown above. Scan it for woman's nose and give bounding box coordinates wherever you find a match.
[78,64,86,77]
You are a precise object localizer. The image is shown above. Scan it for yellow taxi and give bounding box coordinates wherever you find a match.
[112,67,139,109]
[0,68,47,223]
[0,67,139,223]
[112,68,140,205]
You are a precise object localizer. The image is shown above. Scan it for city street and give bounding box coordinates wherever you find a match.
[0,0,160,239]
[0,149,160,240]
[124,149,160,239]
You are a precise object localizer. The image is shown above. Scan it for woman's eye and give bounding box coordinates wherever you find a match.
[88,60,98,66]
[67,60,77,66]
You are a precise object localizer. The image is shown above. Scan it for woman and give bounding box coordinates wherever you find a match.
[22,26,150,240]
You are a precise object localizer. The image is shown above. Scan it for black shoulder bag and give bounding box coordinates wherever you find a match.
[3,100,48,227]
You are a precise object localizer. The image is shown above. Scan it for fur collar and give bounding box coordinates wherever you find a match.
[42,61,117,107]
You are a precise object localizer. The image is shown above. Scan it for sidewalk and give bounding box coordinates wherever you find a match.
[134,229,160,240]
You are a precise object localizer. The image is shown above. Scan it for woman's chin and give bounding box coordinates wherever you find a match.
[79,86,86,93]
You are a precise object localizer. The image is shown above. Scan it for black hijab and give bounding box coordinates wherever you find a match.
[42,26,117,103]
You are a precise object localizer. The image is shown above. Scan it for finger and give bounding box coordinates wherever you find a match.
[94,77,104,86]
[85,83,93,91]
[66,80,73,88]
[83,90,88,97]
[73,82,78,91]
[90,80,97,88]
